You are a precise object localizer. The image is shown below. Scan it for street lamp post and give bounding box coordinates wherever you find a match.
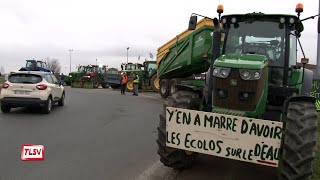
[127,47,129,64]
[96,59,98,65]
[69,49,73,73]
[317,2,320,77]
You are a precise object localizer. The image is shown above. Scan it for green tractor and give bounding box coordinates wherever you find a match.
[157,3,320,180]
[107,61,159,92]
[65,65,87,85]
[72,65,110,89]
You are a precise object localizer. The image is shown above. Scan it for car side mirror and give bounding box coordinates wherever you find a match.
[188,16,198,30]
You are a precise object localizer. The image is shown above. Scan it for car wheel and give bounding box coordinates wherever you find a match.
[42,96,52,114]
[1,104,11,113]
[58,92,65,106]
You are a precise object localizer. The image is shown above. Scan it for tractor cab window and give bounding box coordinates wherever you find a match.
[289,31,297,66]
[26,61,33,67]
[37,62,42,68]
[147,63,156,75]
[126,64,136,70]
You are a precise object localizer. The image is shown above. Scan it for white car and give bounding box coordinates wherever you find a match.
[0,71,65,114]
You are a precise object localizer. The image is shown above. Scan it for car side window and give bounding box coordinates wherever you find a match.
[45,75,54,84]
[51,75,58,84]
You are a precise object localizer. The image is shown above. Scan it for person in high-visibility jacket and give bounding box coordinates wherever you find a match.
[132,73,139,96]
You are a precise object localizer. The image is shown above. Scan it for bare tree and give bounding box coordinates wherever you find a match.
[44,57,61,74]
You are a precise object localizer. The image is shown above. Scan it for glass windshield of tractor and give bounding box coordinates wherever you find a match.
[78,66,86,72]
[223,19,290,86]
[100,66,106,74]
[125,64,136,70]
[147,63,156,76]
[36,61,42,68]
[26,61,33,68]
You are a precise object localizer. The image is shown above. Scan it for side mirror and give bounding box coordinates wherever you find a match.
[318,17,320,33]
[296,21,304,33]
[188,16,197,30]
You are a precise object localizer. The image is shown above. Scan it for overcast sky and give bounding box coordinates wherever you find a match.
[0,0,318,74]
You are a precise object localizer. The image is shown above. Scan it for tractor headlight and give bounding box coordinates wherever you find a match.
[212,67,231,78]
[213,68,218,76]
[280,17,286,23]
[289,17,295,24]
[231,17,237,23]
[220,69,229,78]
[254,71,260,79]
[241,70,250,80]
[239,69,262,80]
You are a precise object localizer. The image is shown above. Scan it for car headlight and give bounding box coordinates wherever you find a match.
[241,70,250,80]
[220,69,229,78]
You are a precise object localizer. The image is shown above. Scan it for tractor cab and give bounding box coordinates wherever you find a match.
[188,3,315,119]
[20,60,51,72]
[121,63,143,71]
[143,61,157,78]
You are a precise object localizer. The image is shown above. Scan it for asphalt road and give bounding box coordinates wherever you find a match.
[0,87,278,180]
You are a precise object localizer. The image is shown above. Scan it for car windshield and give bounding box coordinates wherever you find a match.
[8,74,42,84]
[224,20,286,66]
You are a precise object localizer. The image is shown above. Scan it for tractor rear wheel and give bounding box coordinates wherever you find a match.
[91,78,100,88]
[150,74,160,93]
[157,90,201,170]
[126,81,134,92]
[160,79,169,99]
[280,101,318,180]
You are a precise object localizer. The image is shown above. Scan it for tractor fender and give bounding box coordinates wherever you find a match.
[300,68,313,96]
[283,95,316,114]
[175,84,203,97]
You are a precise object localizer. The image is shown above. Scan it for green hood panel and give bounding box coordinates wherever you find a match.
[214,54,268,69]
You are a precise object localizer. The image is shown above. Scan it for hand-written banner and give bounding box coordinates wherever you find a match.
[166,107,283,167]
[308,79,320,111]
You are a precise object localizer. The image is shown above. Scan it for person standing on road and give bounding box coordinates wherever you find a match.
[60,73,65,85]
[120,72,128,95]
[132,73,139,96]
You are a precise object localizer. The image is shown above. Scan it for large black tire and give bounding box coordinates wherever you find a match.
[58,92,65,106]
[157,91,201,170]
[150,74,160,93]
[160,79,169,99]
[42,96,52,114]
[101,83,109,89]
[91,78,100,89]
[169,79,181,96]
[1,103,11,113]
[280,101,318,180]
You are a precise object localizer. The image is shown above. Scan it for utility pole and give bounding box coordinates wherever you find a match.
[127,47,129,64]
[317,2,320,77]
[96,59,98,65]
[69,49,73,73]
